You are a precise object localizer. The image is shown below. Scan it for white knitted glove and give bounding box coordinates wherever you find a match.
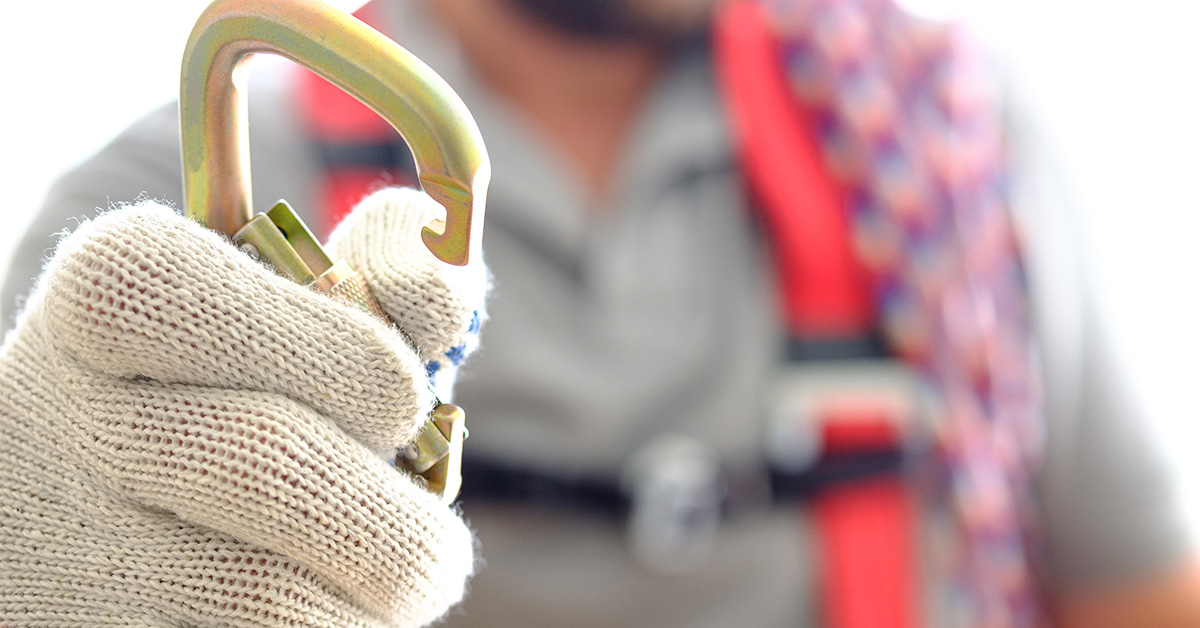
[0,188,487,627]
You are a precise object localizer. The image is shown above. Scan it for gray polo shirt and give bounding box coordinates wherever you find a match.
[1,2,1190,626]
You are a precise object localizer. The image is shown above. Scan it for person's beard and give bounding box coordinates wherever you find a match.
[502,0,714,42]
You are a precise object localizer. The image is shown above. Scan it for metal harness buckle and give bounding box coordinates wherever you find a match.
[623,434,725,575]
[766,359,931,476]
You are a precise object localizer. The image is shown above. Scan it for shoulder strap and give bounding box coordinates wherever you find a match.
[716,1,1046,627]
[716,5,919,628]
[714,0,875,340]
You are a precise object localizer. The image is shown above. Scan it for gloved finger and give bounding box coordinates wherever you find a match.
[37,201,433,450]
[325,188,489,391]
[66,372,474,626]
[3,508,393,627]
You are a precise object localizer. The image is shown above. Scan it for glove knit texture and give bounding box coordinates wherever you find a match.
[0,189,486,627]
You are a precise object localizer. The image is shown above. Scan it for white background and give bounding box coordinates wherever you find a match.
[1,1,1198,529]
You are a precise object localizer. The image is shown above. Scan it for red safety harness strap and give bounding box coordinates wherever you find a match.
[816,475,919,628]
[715,3,921,627]
[713,0,874,339]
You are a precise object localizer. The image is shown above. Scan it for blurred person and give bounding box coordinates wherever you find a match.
[3,0,1200,627]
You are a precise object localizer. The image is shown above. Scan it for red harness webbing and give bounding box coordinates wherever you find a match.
[716,3,920,627]
[712,2,874,339]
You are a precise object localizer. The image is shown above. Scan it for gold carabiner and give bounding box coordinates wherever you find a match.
[179,0,489,502]
[180,0,489,265]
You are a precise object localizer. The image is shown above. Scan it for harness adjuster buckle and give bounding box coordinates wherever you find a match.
[622,434,725,575]
[766,359,931,475]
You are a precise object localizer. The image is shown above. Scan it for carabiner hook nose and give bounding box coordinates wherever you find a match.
[180,0,489,265]
[419,172,487,267]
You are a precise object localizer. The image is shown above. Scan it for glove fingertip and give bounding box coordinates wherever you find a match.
[325,186,440,260]
[326,186,492,367]
[401,494,477,626]
[39,201,193,358]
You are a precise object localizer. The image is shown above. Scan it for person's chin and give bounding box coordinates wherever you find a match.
[502,0,716,42]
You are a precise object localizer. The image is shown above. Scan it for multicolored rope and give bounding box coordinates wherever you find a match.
[766,0,1046,625]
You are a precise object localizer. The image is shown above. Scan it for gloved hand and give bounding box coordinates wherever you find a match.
[0,187,487,627]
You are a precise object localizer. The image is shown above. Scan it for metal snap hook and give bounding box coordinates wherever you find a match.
[180,0,489,266]
[178,0,489,502]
